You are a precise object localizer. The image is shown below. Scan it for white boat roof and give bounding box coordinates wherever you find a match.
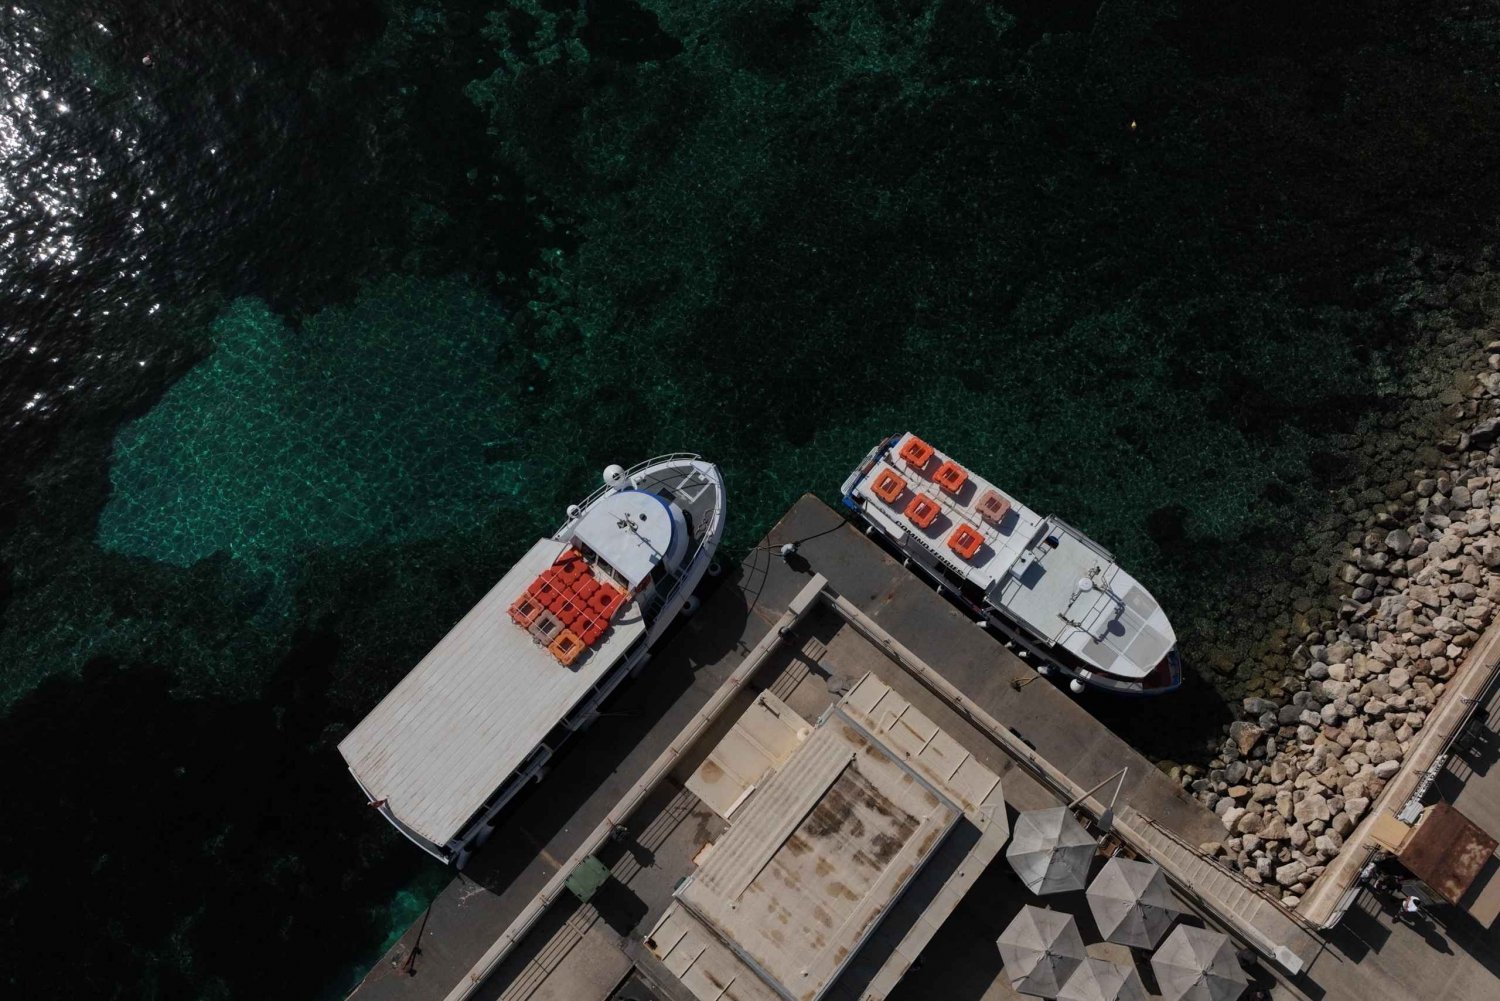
[573,489,675,588]
[850,433,1175,678]
[337,537,647,847]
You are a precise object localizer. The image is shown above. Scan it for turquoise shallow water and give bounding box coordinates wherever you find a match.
[4,1,1500,997]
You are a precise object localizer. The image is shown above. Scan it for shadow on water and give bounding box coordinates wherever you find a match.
[0,631,432,1001]
[1080,668,1235,765]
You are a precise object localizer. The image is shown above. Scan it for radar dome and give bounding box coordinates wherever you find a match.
[603,464,628,489]
[1077,576,1094,592]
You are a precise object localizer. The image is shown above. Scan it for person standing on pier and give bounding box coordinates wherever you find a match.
[1399,894,1423,925]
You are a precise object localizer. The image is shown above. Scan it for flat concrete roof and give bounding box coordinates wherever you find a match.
[676,718,958,1001]
[653,674,1004,1001]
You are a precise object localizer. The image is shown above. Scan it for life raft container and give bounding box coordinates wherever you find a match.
[527,608,566,646]
[871,468,907,504]
[898,436,935,471]
[904,493,941,530]
[975,489,1011,526]
[507,592,546,628]
[933,460,968,495]
[549,629,585,667]
[948,523,984,561]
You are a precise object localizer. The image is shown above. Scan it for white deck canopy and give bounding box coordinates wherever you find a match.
[338,538,647,849]
[573,489,678,587]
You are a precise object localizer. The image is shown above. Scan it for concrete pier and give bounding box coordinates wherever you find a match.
[344,494,1500,1001]
[347,495,1231,1000]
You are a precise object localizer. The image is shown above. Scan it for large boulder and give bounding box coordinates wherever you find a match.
[1469,416,1500,447]
[1276,860,1310,887]
[1293,794,1332,825]
[1229,721,1266,756]
[1235,811,1265,835]
[1319,680,1355,702]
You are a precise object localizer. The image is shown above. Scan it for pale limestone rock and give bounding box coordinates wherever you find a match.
[1276,860,1308,887]
[1293,795,1331,825]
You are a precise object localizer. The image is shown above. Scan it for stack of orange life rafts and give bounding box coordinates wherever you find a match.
[870,435,1010,564]
[507,548,627,667]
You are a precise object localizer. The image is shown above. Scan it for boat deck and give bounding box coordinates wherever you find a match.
[848,438,1044,591]
[338,537,648,852]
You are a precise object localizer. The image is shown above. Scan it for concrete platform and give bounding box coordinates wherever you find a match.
[447,594,1228,1001]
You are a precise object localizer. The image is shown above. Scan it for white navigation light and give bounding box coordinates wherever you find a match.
[603,464,627,489]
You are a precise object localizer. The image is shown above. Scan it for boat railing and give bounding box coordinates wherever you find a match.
[901,529,954,574]
[644,496,723,621]
[568,453,707,521]
[1047,515,1116,563]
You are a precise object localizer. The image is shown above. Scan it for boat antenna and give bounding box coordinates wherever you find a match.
[616,512,667,562]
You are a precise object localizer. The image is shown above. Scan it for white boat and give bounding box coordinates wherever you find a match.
[841,433,1180,696]
[339,454,725,867]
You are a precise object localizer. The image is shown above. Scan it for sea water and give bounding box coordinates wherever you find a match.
[4,1,1499,996]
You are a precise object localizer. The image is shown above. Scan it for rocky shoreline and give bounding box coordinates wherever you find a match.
[1177,252,1500,906]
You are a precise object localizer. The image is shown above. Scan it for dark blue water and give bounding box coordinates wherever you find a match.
[4,1,1500,996]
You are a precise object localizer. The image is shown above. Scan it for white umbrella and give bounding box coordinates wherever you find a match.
[1085,857,1184,948]
[1058,957,1149,1001]
[1006,807,1097,895]
[1150,925,1250,1001]
[996,905,1087,997]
